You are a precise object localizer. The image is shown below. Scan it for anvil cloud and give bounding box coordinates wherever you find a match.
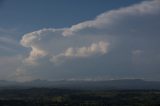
[2,0,160,81]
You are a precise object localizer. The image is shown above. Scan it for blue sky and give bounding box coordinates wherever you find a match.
[0,0,160,81]
[0,0,142,32]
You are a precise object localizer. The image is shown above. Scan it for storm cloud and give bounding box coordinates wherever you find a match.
[7,0,160,81]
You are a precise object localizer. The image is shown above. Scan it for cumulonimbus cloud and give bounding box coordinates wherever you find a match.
[51,41,109,64]
[17,0,160,81]
[21,0,160,66]
[21,28,109,65]
[63,0,160,36]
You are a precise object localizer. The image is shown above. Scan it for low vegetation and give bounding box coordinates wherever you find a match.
[0,88,160,106]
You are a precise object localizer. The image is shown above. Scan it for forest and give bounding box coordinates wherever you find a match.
[0,88,160,106]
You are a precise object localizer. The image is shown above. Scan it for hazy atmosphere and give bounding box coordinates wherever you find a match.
[0,0,160,81]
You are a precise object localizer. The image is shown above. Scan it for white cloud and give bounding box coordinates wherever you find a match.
[21,0,160,66]
[17,0,160,81]
[51,41,109,63]
[63,0,160,36]
[24,47,48,65]
[21,27,109,65]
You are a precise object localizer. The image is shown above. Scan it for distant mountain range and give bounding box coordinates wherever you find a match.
[0,79,160,90]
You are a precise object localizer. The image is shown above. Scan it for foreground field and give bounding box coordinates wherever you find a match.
[0,88,160,106]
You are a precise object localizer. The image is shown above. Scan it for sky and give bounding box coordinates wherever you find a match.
[0,0,160,81]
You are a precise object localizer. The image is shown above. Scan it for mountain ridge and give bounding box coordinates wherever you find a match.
[0,79,160,90]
